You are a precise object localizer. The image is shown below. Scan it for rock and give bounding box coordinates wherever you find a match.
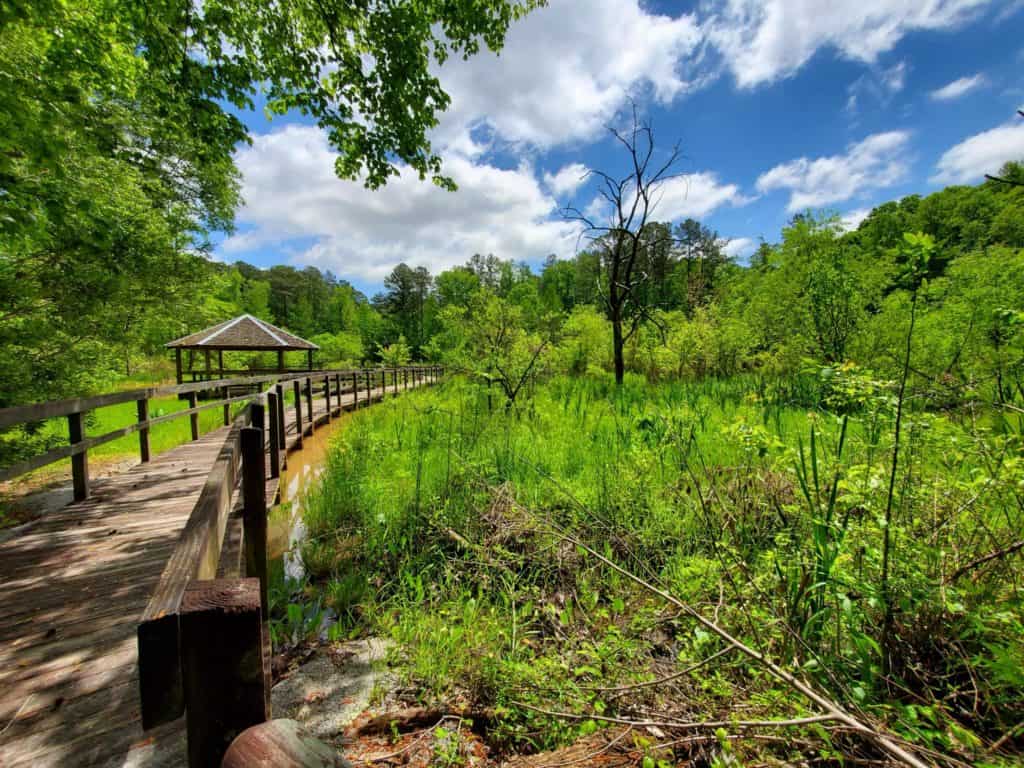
[271,638,389,743]
[221,719,348,767]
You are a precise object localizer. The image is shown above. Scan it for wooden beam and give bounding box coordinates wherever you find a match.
[275,384,286,457]
[293,380,303,447]
[180,578,269,768]
[304,377,313,425]
[266,392,280,480]
[241,428,268,618]
[137,420,244,729]
[187,392,199,441]
[175,348,183,385]
[352,372,358,408]
[68,412,88,502]
[324,376,331,423]
[137,399,150,464]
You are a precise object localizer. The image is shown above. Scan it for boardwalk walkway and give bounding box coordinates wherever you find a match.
[0,376,417,767]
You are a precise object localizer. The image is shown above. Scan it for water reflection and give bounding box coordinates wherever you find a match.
[268,411,351,582]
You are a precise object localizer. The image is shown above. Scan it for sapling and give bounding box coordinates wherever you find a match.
[880,232,934,674]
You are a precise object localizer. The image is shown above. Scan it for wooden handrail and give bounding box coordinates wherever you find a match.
[132,363,442,764]
[0,366,428,428]
[0,366,442,497]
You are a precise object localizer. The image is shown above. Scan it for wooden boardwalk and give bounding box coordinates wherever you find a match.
[0,377,414,767]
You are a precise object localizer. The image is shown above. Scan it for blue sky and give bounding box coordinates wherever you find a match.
[218,0,1024,297]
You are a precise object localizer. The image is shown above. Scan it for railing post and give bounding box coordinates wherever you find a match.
[251,401,264,433]
[241,426,269,616]
[351,372,358,408]
[137,399,150,464]
[324,376,331,423]
[68,411,89,501]
[293,380,303,446]
[392,369,397,394]
[222,386,230,426]
[275,384,286,452]
[187,391,199,441]
[304,377,313,426]
[364,370,371,404]
[266,392,280,480]
[404,369,408,390]
[180,578,269,768]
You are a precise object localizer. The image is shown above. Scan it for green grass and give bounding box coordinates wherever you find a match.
[0,390,249,498]
[284,372,1022,761]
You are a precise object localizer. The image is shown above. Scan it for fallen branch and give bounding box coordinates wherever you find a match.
[348,707,490,737]
[585,646,736,696]
[495,482,935,768]
[944,539,1024,584]
[512,700,837,731]
[354,717,451,763]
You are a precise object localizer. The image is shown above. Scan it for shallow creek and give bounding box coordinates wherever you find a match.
[267,410,352,584]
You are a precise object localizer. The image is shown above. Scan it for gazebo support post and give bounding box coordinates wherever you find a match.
[175,349,184,385]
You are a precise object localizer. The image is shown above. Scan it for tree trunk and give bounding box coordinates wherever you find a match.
[612,313,625,385]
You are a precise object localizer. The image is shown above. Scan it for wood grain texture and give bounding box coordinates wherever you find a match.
[0,369,439,767]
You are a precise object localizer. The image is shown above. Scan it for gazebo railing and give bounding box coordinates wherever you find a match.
[0,366,443,500]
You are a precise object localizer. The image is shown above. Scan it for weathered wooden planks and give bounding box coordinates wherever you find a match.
[0,430,227,767]
[0,369,438,767]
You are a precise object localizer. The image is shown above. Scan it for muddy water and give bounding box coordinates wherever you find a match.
[268,410,352,582]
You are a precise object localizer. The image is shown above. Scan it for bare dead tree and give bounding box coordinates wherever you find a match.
[985,110,1024,187]
[563,104,684,385]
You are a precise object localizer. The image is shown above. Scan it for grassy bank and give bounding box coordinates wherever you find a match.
[284,373,1020,764]
[0,376,252,523]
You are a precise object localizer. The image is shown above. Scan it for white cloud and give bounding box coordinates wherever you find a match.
[431,0,702,150]
[722,237,757,260]
[705,0,993,88]
[930,73,987,101]
[846,60,908,115]
[653,173,752,220]
[840,208,872,231]
[882,60,908,93]
[932,121,1024,184]
[543,163,590,198]
[756,131,911,211]
[223,125,581,282]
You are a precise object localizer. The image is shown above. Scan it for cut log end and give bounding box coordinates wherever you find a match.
[221,719,349,768]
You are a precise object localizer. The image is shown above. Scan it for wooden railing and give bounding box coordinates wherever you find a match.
[0,366,442,501]
[127,365,442,766]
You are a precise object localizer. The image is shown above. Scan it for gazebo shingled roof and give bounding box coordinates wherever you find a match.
[166,315,318,384]
[166,315,318,352]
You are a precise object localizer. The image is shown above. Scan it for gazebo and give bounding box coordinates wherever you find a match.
[166,314,319,384]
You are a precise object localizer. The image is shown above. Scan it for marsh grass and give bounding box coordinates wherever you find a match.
[293,373,1022,761]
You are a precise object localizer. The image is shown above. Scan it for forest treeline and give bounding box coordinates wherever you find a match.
[4,161,1022,411]
[0,0,536,406]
